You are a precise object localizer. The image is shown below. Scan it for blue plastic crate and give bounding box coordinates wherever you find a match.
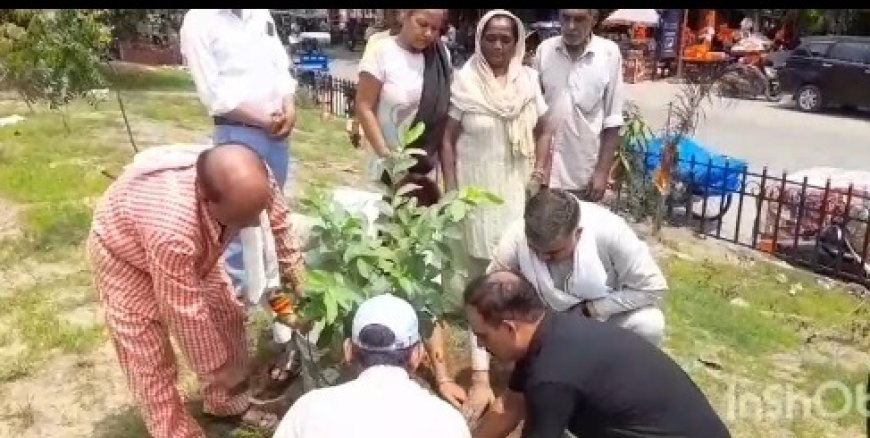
[642,136,748,197]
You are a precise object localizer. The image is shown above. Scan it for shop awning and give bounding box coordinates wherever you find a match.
[603,9,661,27]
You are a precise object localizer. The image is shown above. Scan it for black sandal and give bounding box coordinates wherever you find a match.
[267,346,302,387]
[204,407,279,433]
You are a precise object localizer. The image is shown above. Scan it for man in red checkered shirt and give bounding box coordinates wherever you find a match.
[87,143,305,437]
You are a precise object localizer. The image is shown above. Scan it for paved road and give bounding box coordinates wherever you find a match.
[325,48,870,246]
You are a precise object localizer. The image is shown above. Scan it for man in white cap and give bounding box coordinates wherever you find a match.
[274,294,471,438]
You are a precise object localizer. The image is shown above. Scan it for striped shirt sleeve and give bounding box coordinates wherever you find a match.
[146,234,227,373]
[267,184,305,295]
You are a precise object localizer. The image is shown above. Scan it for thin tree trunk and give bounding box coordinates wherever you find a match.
[115,88,138,154]
[18,91,34,114]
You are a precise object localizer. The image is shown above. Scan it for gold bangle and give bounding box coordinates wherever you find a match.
[436,376,455,384]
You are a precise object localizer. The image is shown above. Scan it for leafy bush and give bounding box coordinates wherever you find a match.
[0,10,111,111]
[293,123,502,355]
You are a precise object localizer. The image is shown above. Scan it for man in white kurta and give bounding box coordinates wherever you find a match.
[533,9,625,202]
[460,188,668,421]
[487,189,668,337]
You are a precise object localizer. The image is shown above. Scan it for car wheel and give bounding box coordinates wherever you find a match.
[796,85,823,112]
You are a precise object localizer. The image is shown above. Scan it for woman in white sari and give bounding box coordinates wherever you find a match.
[438,8,552,416]
[440,9,553,295]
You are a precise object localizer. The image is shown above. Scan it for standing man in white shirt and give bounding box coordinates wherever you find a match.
[445,188,668,423]
[533,9,625,202]
[180,8,301,393]
[180,9,297,309]
[274,294,471,438]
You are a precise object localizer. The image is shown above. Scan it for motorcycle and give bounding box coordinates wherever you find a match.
[717,57,781,102]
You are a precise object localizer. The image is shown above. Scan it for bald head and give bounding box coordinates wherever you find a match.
[197,143,272,227]
[464,270,545,325]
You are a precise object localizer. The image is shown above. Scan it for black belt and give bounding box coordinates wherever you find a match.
[213,116,260,129]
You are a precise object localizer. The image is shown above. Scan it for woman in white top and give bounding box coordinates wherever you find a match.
[439,11,552,296]
[355,9,451,203]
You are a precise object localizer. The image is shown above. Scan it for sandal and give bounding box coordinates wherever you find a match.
[267,346,302,387]
[204,406,280,433]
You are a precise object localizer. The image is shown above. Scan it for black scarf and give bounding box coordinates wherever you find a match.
[383,41,452,182]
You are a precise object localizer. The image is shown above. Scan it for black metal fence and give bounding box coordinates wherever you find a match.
[296,74,870,287]
[609,152,870,286]
[296,72,356,119]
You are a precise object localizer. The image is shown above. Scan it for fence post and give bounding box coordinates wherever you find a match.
[751,167,769,250]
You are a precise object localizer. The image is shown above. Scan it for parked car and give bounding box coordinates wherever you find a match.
[779,35,870,112]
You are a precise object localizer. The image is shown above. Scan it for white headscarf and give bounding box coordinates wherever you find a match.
[450,9,539,159]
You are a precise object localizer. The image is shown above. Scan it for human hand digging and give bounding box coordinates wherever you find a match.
[268,291,314,333]
[438,379,468,409]
[462,377,495,424]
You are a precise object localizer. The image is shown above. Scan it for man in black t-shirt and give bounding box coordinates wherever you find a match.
[464,270,731,438]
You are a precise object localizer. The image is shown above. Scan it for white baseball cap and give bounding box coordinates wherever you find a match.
[351,294,421,351]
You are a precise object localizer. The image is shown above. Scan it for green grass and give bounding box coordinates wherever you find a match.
[659,256,869,436]
[102,64,195,91]
[120,93,210,131]
[663,258,867,356]
[0,273,103,383]
[664,258,803,355]
[798,361,868,429]
[0,110,128,204]
[23,201,94,252]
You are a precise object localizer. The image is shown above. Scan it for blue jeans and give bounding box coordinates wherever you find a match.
[213,124,292,293]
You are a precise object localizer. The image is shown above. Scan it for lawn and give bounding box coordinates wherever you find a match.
[0,66,867,438]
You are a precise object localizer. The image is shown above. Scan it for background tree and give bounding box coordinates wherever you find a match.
[0,9,111,124]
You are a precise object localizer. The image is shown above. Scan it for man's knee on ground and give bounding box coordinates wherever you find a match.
[615,307,666,346]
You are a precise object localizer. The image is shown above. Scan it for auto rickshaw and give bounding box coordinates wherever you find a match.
[289,33,331,77]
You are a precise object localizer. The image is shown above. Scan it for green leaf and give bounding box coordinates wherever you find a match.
[398,277,414,295]
[447,202,468,222]
[356,258,373,279]
[324,291,338,324]
[396,182,422,198]
[482,191,504,204]
[376,200,394,217]
[443,226,463,240]
[404,147,428,157]
[402,122,426,147]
